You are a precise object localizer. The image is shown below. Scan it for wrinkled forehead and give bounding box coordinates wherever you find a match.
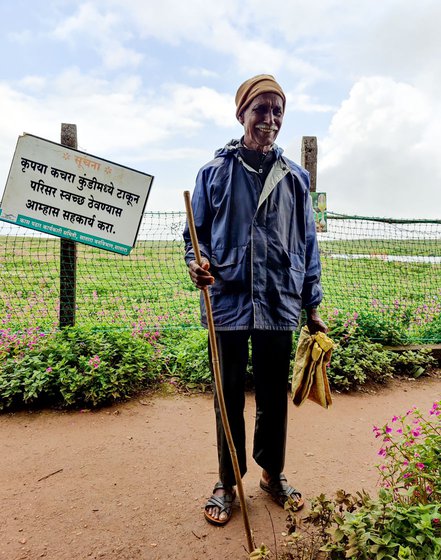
[246,92,284,109]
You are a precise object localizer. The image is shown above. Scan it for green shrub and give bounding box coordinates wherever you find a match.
[325,310,436,392]
[323,493,441,560]
[0,327,158,410]
[391,348,437,378]
[328,338,435,392]
[356,310,410,345]
[0,321,437,410]
[160,329,211,390]
[328,337,395,391]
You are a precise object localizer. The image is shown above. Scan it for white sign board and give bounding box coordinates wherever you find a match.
[0,134,154,255]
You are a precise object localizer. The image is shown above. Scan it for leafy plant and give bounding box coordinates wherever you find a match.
[160,329,211,390]
[328,336,395,391]
[391,349,437,378]
[324,311,436,391]
[1,322,437,409]
[255,403,441,559]
[323,492,441,560]
[0,327,158,410]
[356,310,410,345]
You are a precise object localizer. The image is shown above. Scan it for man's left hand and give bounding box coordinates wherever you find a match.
[306,308,328,334]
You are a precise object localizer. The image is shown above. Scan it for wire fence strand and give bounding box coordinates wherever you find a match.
[1,211,440,343]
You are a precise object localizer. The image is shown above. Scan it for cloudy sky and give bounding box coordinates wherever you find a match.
[0,0,440,218]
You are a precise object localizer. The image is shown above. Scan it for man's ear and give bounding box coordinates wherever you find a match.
[238,113,244,124]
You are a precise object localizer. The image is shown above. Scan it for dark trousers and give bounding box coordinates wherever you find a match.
[208,330,293,487]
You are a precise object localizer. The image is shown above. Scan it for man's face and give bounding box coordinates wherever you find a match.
[238,92,284,152]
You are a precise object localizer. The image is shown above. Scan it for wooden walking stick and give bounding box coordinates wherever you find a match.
[184,191,254,553]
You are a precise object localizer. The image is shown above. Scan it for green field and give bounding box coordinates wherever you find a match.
[1,235,440,343]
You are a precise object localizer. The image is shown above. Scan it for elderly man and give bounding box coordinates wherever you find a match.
[184,75,327,526]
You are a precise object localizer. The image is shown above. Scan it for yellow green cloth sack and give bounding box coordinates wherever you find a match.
[291,326,334,408]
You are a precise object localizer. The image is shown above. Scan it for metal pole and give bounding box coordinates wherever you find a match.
[59,123,77,328]
[184,191,254,553]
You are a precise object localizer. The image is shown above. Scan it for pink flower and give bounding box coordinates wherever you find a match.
[88,355,101,368]
[429,402,441,416]
[378,448,387,457]
[416,463,425,470]
[391,416,399,423]
[372,426,382,438]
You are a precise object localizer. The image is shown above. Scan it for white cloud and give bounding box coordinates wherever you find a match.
[100,42,143,70]
[103,0,238,44]
[64,0,327,84]
[183,67,219,79]
[287,92,335,114]
[53,3,118,40]
[347,1,441,85]
[2,0,441,217]
[165,84,235,128]
[0,70,237,201]
[52,3,143,71]
[319,76,441,218]
[18,76,47,92]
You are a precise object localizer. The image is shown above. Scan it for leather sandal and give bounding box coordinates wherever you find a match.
[204,481,236,526]
[260,474,304,509]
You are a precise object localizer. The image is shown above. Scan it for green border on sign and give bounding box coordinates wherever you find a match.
[0,209,131,255]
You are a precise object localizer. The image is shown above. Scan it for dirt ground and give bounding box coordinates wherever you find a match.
[1,376,440,560]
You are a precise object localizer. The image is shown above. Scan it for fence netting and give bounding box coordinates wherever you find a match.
[1,212,440,343]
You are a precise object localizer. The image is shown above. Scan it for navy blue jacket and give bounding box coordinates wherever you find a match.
[184,139,323,330]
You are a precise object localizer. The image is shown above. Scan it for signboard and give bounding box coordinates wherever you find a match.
[311,191,327,232]
[0,134,154,255]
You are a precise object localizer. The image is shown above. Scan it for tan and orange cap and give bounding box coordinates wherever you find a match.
[235,74,286,120]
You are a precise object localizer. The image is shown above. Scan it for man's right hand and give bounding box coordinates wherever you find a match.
[188,258,215,290]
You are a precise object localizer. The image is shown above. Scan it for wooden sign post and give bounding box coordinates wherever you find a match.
[59,123,77,328]
[301,136,317,193]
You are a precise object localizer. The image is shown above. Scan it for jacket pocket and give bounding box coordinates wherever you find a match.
[210,245,248,292]
[283,250,305,294]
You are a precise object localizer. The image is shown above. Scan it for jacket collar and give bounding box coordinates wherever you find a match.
[215,139,284,160]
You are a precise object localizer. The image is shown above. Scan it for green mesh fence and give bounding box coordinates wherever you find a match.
[1,211,440,344]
